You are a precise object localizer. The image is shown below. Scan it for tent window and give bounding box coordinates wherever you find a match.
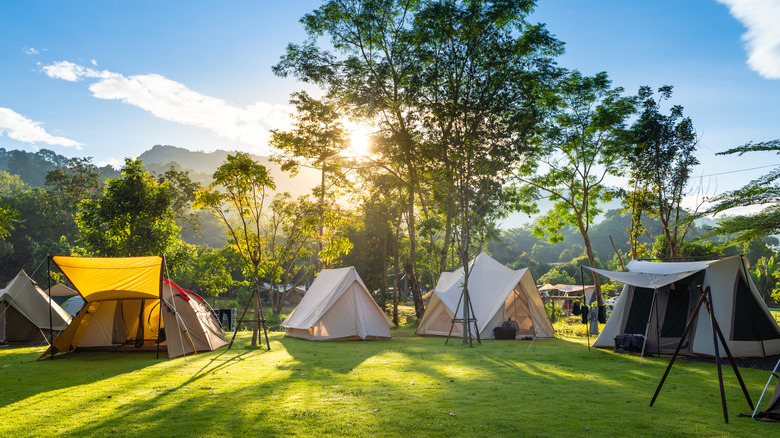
[625,287,654,335]
[732,274,780,341]
[660,283,693,338]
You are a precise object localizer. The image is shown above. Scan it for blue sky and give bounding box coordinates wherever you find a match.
[1,0,779,202]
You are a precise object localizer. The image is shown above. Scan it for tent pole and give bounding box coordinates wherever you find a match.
[47,255,54,361]
[445,288,465,345]
[465,287,480,344]
[703,289,754,410]
[228,289,255,349]
[639,290,658,367]
[753,357,780,418]
[650,289,708,407]
[156,256,164,359]
[740,255,767,358]
[704,286,729,423]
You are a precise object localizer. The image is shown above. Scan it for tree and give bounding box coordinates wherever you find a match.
[76,158,180,257]
[625,85,700,259]
[270,92,351,265]
[155,166,202,229]
[703,139,780,242]
[411,0,561,342]
[195,153,275,348]
[539,267,576,286]
[274,0,429,319]
[521,71,636,306]
[173,245,240,298]
[263,192,319,315]
[45,156,103,239]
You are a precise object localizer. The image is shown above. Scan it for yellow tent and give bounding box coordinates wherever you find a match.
[43,256,227,359]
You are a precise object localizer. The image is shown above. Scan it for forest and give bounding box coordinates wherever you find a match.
[2,1,780,332]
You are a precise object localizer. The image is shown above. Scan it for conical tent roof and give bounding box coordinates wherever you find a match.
[417,253,555,339]
[1,270,71,332]
[282,267,393,340]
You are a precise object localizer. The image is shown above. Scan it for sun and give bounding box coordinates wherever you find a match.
[344,122,373,157]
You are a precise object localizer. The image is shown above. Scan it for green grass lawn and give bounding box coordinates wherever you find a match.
[1,328,777,437]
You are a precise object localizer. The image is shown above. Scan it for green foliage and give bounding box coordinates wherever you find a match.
[76,158,180,257]
[195,152,276,283]
[704,139,780,243]
[626,85,699,258]
[651,234,722,260]
[538,268,575,285]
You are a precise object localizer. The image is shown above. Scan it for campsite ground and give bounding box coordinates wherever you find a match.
[1,327,778,437]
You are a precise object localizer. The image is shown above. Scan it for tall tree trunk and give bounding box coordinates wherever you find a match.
[252,281,260,347]
[579,224,604,307]
[406,184,424,319]
[392,216,401,326]
[439,205,453,274]
[318,163,325,268]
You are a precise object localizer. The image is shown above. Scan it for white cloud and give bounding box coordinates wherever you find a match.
[0,108,83,149]
[91,59,98,66]
[96,157,122,169]
[718,0,780,79]
[23,47,39,55]
[42,61,292,154]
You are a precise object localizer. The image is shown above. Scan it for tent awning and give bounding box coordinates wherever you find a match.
[584,266,705,289]
[52,256,163,301]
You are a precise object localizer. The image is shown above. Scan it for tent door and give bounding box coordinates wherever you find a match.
[654,282,697,354]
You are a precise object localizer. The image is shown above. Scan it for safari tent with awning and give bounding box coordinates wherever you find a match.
[42,256,227,359]
[416,252,555,340]
[587,255,780,357]
[0,270,72,344]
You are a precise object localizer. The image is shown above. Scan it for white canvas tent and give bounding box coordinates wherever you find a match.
[589,255,780,357]
[282,267,393,340]
[416,253,555,340]
[0,270,72,344]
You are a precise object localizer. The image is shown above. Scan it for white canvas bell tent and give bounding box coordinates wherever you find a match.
[416,252,555,340]
[588,255,780,358]
[0,270,72,344]
[42,256,228,359]
[282,267,394,340]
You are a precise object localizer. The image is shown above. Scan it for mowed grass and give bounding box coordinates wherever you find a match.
[0,328,777,437]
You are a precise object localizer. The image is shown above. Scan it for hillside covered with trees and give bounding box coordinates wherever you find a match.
[2,1,780,336]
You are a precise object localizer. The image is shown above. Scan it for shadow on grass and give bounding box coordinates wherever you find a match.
[1,333,771,437]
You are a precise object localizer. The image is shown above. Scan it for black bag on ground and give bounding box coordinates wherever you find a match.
[493,326,517,340]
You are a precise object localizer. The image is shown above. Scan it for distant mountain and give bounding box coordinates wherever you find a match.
[140,145,317,197]
[0,145,318,198]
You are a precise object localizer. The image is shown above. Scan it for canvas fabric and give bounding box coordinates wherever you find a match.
[43,256,226,359]
[282,267,393,340]
[0,270,71,344]
[591,256,780,357]
[757,377,780,421]
[416,253,555,339]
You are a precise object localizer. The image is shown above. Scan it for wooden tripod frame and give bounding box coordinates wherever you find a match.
[445,286,481,347]
[650,285,754,423]
[228,288,271,350]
